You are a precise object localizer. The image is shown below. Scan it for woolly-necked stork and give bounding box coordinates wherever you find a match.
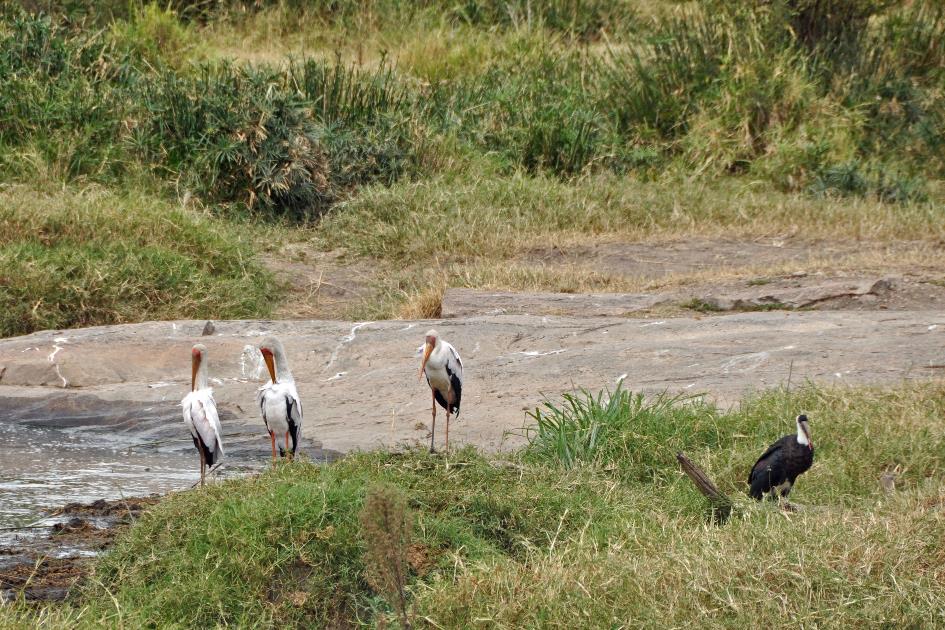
[257,336,303,459]
[419,329,463,453]
[748,414,814,500]
[181,344,224,486]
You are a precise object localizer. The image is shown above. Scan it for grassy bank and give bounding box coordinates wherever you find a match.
[3,382,944,626]
[0,184,275,337]
[313,172,945,318]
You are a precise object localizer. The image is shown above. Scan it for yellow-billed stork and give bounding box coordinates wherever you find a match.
[257,336,303,459]
[419,329,463,453]
[181,343,224,486]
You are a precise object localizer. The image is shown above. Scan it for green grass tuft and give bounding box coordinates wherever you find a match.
[0,185,276,337]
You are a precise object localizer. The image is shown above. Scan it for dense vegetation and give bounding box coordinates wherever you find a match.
[3,0,944,220]
[2,383,943,626]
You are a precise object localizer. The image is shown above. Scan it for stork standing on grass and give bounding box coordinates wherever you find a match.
[181,344,224,486]
[748,414,814,500]
[419,329,463,453]
[257,336,303,459]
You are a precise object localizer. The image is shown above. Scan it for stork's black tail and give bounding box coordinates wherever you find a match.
[279,419,301,457]
[193,435,222,466]
[448,370,463,416]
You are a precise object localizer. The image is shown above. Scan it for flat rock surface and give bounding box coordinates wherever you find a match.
[442,275,945,318]
[264,239,945,319]
[2,313,944,455]
[442,289,666,318]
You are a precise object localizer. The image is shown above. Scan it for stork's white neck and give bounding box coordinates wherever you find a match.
[272,346,294,382]
[796,423,809,445]
[426,340,448,367]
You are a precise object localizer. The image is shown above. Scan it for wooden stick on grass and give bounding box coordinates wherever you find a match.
[677,451,733,522]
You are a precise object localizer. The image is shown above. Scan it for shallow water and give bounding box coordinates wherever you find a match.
[0,420,197,529]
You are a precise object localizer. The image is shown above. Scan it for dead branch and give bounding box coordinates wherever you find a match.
[677,452,733,521]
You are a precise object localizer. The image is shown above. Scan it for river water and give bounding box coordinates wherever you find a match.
[0,419,197,529]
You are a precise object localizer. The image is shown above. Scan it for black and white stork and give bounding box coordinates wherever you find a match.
[418,329,463,453]
[748,414,814,500]
[257,336,303,459]
[181,344,224,486]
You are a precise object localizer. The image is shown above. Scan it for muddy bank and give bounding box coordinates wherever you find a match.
[0,496,159,601]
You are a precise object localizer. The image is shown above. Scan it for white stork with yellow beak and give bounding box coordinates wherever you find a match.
[181,344,224,486]
[419,329,463,453]
[257,336,303,459]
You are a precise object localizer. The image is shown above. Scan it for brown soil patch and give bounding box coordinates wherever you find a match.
[262,246,379,320]
[0,496,159,602]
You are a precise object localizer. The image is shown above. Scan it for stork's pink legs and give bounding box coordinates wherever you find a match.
[445,388,454,453]
[199,447,206,487]
[430,389,437,453]
[285,430,290,460]
[269,431,277,460]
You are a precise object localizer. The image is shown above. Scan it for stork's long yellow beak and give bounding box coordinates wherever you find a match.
[191,352,200,392]
[419,342,433,381]
[263,351,277,383]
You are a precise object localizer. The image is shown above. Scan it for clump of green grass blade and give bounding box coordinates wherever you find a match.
[0,185,275,337]
[519,384,708,474]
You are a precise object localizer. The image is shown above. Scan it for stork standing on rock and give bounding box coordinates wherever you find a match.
[257,336,303,459]
[181,344,224,486]
[748,414,814,500]
[419,329,463,453]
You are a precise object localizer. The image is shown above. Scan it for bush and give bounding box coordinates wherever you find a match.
[107,3,198,68]
[130,65,333,218]
[447,0,638,39]
[429,46,614,176]
[597,1,945,193]
[0,13,133,181]
[0,12,418,219]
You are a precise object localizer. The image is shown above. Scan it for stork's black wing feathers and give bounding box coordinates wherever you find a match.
[433,389,449,411]
[286,397,301,456]
[748,435,790,499]
[429,368,462,416]
[192,434,221,467]
[447,367,462,416]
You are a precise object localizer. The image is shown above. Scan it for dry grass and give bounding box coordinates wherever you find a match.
[300,172,945,318]
[413,486,945,627]
[318,173,945,264]
[396,284,445,319]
